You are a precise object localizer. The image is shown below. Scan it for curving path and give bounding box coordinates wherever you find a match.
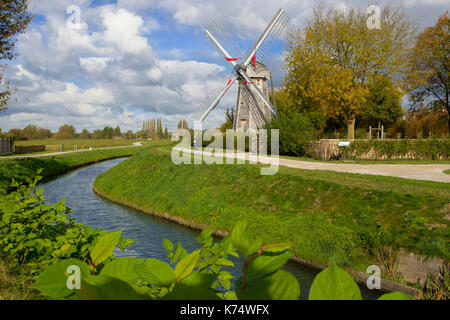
[176,147,450,183]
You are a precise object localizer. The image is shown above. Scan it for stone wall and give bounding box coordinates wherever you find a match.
[309,139,345,160]
[396,249,449,287]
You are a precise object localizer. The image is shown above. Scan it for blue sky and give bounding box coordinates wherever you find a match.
[0,0,448,132]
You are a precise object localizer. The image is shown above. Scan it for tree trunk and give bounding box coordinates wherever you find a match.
[347,117,356,140]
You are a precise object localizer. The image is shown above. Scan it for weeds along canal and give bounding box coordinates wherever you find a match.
[39,157,382,300]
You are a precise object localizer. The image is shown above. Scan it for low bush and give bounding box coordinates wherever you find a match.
[266,112,316,157]
[350,139,450,160]
[0,174,132,277]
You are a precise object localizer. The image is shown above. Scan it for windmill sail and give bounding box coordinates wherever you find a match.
[255,10,290,63]
[195,75,237,122]
[240,84,267,129]
[207,21,245,61]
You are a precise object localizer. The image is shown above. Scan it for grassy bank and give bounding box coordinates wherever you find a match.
[0,146,142,194]
[0,259,42,300]
[94,147,450,276]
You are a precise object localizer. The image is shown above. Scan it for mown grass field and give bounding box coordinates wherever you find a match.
[0,146,141,195]
[94,146,450,277]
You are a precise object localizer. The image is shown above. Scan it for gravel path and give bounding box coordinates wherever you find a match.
[176,148,450,183]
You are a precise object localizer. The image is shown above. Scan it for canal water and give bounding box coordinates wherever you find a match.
[39,158,382,300]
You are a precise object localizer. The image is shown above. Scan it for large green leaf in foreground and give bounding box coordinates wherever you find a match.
[309,264,362,300]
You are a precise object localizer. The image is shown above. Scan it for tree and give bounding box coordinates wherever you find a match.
[219,108,235,132]
[164,127,168,138]
[79,129,91,139]
[7,128,26,140]
[406,11,449,132]
[124,130,134,140]
[113,126,121,137]
[22,124,36,139]
[102,126,113,139]
[177,120,189,130]
[285,5,414,139]
[55,124,76,139]
[0,0,33,111]
[359,75,404,128]
[91,130,103,139]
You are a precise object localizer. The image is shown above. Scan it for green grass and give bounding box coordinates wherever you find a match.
[280,154,450,165]
[445,170,450,175]
[196,146,450,164]
[94,147,450,274]
[0,258,42,300]
[0,146,141,195]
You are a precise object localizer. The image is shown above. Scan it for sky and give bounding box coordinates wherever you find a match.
[0,0,449,133]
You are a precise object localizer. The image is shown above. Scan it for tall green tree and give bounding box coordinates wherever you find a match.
[285,5,414,139]
[0,0,33,111]
[359,75,404,128]
[79,129,91,139]
[406,11,450,132]
[55,124,76,139]
[113,126,121,137]
[102,126,113,139]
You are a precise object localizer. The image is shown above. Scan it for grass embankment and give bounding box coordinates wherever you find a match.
[0,260,42,300]
[0,146,142,195]
[94,147,450,275]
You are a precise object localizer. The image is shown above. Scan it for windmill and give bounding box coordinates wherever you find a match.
[196,9,290,131]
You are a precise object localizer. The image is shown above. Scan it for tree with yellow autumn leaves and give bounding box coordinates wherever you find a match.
[284,5,415,139]
[406,11,449,132]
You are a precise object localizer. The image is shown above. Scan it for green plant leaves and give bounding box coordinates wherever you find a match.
[263,242,292,253]
[134,258,175,287]
[237,270,300,300]
[245,250,292,281]
[174,250,201,283]
[100,257,142,283]
[32,259,90,298]
[308,264,362,300]
[90,230,122,266]
[162,284,221,300]
[378,292,415,300]
[75,275,144,300]
[231,221,262,257]
[179,271,217,288]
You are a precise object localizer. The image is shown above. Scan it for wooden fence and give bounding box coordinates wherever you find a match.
[0,138,14,155]
[14,145,46,154]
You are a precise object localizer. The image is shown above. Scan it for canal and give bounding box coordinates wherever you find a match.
[40,158,381,300]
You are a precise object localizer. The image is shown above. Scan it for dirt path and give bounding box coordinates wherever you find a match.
[176,148,450,183]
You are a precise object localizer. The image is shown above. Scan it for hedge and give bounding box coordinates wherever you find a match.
[349,139,450,160]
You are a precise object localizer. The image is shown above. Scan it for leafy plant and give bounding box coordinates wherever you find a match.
[31,221,413,300]
[0,173,132,277]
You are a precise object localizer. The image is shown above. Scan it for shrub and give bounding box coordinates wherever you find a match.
[266,112,316,157]
[0,172,132,277]
[349,139,450,160]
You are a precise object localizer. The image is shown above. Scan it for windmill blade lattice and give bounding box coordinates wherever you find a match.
[255,10,290,63]
[240,83,267,129]
[207,21,245,60]
[195,75,237,122]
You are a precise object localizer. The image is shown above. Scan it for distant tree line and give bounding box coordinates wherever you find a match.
[140,118,169,140]
[0,124,142,141]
